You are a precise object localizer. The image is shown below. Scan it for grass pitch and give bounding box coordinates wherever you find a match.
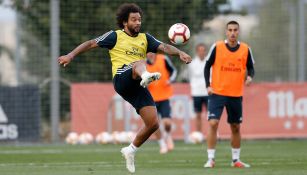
[0,139,307,175]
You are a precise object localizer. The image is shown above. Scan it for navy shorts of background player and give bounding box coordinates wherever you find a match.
[193,96,208,113]
[155,100,171,118]
[207,94,243,123]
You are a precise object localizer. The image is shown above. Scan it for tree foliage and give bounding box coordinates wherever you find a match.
[246,0,295,82]
[11,0,227,120]
[13,0,226,82]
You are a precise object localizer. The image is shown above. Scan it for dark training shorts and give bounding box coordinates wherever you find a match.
[192,96,208,113]
[113,64,155,114]
[155,99,171,118]
[207,94,243,124]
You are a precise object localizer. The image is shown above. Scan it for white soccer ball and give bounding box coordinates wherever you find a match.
[95,132,113,144]
[168,23,190,45]
[111,131,121,144]
[118,131,136,143]
[117,132,129,143]
[126,131,136,143]
[188,131,204,144]
[78,132,94,145]
[65,132,79,145]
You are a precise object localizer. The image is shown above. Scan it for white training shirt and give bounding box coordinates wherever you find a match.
[188,56,208,96]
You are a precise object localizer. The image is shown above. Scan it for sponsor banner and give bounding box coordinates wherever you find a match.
[71,83,307,139]
[0,86,40,141]
[71,83,115,135]
[242,83,307,139]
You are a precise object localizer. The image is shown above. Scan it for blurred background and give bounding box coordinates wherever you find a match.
[0,0,306,143]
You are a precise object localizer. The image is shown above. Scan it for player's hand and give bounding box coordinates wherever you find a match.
[245,76,253,86]
[167,80,175,85]
[179,51,192,64]
[207,87,214,95]
[58,54,73,67]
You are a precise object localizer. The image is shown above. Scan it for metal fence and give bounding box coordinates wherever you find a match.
[0,0,306,141]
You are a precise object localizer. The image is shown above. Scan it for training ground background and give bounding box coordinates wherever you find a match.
[0,140,307,175]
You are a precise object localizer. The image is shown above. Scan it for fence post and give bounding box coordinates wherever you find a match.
[50,0,60,142]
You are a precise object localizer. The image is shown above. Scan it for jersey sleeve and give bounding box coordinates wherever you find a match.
[145,33,162,53]
[164,56,177,83]
[246,47,255,78]
[204,44,217,87]
[94,30,116,49]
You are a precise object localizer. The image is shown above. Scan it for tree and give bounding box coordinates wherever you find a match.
[246,0,296,82]
[12,0,227,120]
[13,0,227,82]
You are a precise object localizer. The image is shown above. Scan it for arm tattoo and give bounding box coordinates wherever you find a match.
[158,43,180,56]
[160,43,167,53]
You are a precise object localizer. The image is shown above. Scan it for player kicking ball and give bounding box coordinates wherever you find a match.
[58,3,191,173]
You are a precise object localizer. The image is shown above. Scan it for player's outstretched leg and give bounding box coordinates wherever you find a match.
[121,106,159,173]
[121,145,136,173]
[131,60,161,88]
[140,72,161,88]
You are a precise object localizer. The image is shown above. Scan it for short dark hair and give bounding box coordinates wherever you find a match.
[116,3,143,29]
[196,43,206,50]
[226,20,240,28]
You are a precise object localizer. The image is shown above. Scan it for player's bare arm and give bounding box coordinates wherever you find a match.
[157,43,192,64]
[58,39,98,67]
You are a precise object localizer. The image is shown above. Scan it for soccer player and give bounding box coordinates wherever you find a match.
[58,3,191,173]
[146,52,177,154]
[188,43,208,133]
[203,21,255,168]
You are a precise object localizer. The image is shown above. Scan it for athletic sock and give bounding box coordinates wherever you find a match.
[232,148,240,162]
[164,132,170,140]
[128,143,139,154]
[141,71,150,80]
[207,149,215,160]
[158,139,167,148]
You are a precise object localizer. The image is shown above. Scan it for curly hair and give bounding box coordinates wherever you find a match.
[116,3,143,29]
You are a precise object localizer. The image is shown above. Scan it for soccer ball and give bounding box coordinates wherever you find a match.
[117,131,129,143]
[168,23,190,45]
[126,131,136,143]
[188,131,204,144]
[118,131,137,143]
[65,132,79,145]
[111,131,121,144]
[95,132,113,144]
[78,132,94,145]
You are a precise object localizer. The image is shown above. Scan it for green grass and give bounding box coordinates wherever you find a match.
[0,140,307,175]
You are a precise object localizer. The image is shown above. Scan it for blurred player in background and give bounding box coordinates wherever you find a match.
[58,3,191,173]
[188,43,208,134]
[204,20,255,168]
[146,52,177,154]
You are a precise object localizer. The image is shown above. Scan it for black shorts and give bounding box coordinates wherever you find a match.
[155,100,171,119]
[192,96,208,113]
[113,64,155,114]
[207,94,243,124]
